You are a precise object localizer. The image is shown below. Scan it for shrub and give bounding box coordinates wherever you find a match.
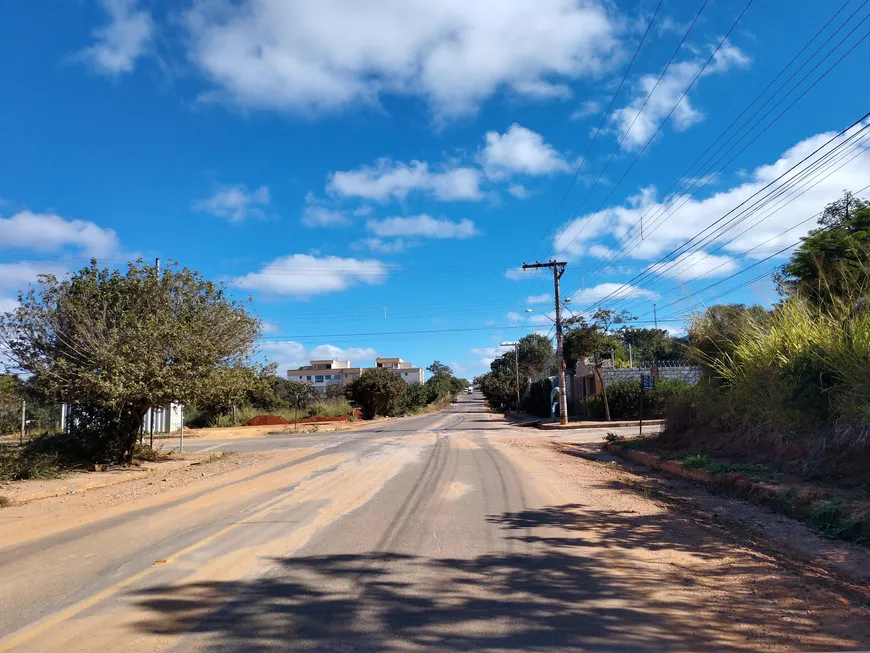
[307,399,353,418]
[584,378,692,419]
[0,444,64,481]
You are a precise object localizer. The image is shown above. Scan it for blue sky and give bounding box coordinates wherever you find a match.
[2,0,870,378]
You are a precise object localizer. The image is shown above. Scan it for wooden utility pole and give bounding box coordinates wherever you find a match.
[522,260,569,425]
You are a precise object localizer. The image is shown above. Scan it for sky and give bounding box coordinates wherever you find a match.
[2,0,870,379]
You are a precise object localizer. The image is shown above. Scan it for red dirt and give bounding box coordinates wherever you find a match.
[243,415,291,426]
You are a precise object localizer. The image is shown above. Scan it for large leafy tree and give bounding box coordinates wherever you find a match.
[619,327,684,363]
[345,367,407,419]
[776,191,870,303]
[563,309,633,421]
[0,260,263,462]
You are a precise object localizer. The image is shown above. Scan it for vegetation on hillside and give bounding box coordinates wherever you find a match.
[667,193,870,480]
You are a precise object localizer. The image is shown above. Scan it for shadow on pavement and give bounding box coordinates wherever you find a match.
[130,503,867,651]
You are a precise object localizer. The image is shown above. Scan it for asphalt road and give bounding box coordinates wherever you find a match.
[1,396,815,653]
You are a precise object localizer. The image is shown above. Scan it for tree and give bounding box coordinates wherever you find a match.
[687,303,769,375]
[345,367,406,419]
[776,192,870,304]
[619,327,684,363]
[563,309,633,421]
[425,360,463,402]
[476,371,515,412]
[488,334,556,409]
[0,260,263,463]
[426,361,453,378]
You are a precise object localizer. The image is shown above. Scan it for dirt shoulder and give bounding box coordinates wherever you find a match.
[489,430,870,651]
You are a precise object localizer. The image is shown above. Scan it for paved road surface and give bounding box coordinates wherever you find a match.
[0,396,860,652]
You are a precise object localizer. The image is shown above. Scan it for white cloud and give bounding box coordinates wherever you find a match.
[480,124,570,179]
[588,244,616,259]
[526,294,552,305]
[357,238,407,254]
[78,0,152,76]
[262,341,378,373]
[0,261,67,291]
[184,0,620,118]
[469,344,512,367]
[0,211,120,257]
[508,184,530,199]
[505,266,543,280]
[647,251,738,282]
[511,81,572,100]
[609,42,750,150]
[194,185,270,223]
[0,296,18,315]
[556,124,870,267]
[366,215,479,239]
[234,254,389,297]
[328,159,482,202]
[570,99,601,120]
[571,283,657,307]
[506,311,522,323]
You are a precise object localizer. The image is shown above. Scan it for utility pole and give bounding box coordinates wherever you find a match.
[653,303,658,328]
[179,405,184,453]
[20,400,26,444]
[522,260,568,425]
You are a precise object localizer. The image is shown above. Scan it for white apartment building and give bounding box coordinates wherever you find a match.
[287,357,424,391]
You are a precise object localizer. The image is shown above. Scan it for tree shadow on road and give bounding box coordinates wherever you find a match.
[131,503,870,652]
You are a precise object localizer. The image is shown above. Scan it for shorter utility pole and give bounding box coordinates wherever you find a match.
[20,400,26,444]
[500,341,521,412]
[653,303,658,328]
[522,260,568,425]
[179,405,185,453]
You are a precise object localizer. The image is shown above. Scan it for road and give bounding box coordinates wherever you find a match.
[0,396,864,652]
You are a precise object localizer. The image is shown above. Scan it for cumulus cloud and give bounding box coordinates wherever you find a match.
[356,238,408,254]
[194,185,270,223]
[469,344,513,366]
[570,99,602,120]
[480,124,570,179]
[328,159,482,202]
[262,341,378,374]
[554,124,870,266]
[571,283,657,307]
[609,42,750,150]
[0,211,120,257]
[366,215,479,239]
[508,184,530,199]
[647,251,738,282]
[184,0,620,118]
[0,261,67,291]
[78,0,152,75]
[234,254,389,297]
[504,266,544,280]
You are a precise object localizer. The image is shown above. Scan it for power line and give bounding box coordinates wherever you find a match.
[575,0,870,292]
[576,108,870,313]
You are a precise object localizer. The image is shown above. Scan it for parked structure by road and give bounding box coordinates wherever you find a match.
[287,357,424,392]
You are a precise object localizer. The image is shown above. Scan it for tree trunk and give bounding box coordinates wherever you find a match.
[595,365,611,422]
[120,405,150,465]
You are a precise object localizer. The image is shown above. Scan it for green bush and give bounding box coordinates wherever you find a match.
[584,378,692,420]
[0,443,64,480]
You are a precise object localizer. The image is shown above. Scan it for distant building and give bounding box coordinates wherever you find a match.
[287,357,424,391]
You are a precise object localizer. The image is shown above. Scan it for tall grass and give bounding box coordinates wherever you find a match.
[681,265,870,459]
